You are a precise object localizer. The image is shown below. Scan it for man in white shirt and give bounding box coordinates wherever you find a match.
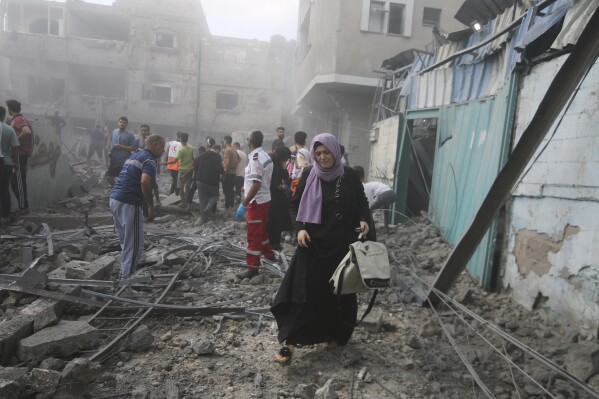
[236,130,274,280]
[353,166,397,228]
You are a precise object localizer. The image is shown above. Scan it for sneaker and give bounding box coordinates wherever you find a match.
[236,269,259,280]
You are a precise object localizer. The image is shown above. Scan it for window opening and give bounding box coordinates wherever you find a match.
[423,7,441,27]
[216,91,239,110]
[368,1,385,32]
[156,31,175,48]
[388,3,405,35]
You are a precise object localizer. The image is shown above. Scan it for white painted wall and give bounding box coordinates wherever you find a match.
[504,55,599,339]
[368,115,400,185]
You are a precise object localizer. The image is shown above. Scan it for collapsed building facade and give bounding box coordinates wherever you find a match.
[369,0,599,339]
[0,0,296,207]
[198,35,296,143]
[291,0,466,171]
[0,0,210,137]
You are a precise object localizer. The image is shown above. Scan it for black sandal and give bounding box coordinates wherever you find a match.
[274,346,293,365]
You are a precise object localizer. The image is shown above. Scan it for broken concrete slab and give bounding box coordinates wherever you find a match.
[30,368,61,393]
[80,176,100,193]
[48,256,116,295]
[0,315,34,366]
[128,325,154,352]
[21,213,114,230]
[61,358,101,383]
[160,193,182,207]
[0,378,20,398]
[18,321,99,362]
[358,306,384,332]
[40,357,67,372]
[21,298,64,332]
[0,367,28,386]
[68,182,83,198]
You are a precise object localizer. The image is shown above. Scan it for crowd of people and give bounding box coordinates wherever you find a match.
[0,105,399,365]
[0,100,33,226]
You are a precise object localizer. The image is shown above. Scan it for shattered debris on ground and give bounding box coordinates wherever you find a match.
[0,159,597,399]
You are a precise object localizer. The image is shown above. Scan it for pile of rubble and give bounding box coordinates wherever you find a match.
[0,162,598,399]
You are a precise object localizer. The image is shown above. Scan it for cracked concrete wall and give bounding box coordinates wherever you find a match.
[503,55,599,339]
[20,120,74,209]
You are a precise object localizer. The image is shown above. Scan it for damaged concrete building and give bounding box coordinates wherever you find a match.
[198,35,296,144]
[369,0,599,339]
[292,0,466,171]
[0,0,297,206]
[0,0,210,138]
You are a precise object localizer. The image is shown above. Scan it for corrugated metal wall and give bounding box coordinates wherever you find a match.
[426,77,517,287]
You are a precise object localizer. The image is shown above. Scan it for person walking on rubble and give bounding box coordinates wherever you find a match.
[164,132,194,208]
[185,145,207,211]
[45,110,66,137]
[76,123,105,163]
[106,116,137,188]
[270,133,372,365]
[109,134,165,279]
[6,100,32,215]
[222,135,240,215]
[0,106,20,225]
[236,130,275,280]
[164,132,182,196]
[195,143,223,225]
[138,124,161,217]
[233,141,248,205]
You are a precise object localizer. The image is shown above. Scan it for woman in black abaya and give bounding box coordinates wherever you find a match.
[270,133,371,365]
[267,146,293,250]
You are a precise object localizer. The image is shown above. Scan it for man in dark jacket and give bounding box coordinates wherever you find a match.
[195,144,223,225]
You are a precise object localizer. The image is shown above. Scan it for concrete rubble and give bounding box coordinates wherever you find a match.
[0,159,596,398]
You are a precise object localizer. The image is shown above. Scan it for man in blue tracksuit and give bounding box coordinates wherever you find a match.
[109,134,165,278]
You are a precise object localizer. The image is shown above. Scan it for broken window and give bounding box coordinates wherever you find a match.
[216,90,239,111]
[362,0,413,36]
[368,1,385,32]
[422,7,441,27]
[27,77,65,105]
[69,9,129,41]
[71,65,126,98]
[388,3,405,35]
[143,85,173,103]
[297,3,311,61]
[155,30,175,48]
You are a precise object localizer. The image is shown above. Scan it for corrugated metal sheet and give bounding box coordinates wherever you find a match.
[416,68,453,108]
[552,0,599,49]
[426,79,516,287]
[402,0,584,109]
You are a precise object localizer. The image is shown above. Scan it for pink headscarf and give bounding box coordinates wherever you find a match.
[296,133,344,224]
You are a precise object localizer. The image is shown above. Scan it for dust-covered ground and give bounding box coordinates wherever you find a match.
[0,161,597,399]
